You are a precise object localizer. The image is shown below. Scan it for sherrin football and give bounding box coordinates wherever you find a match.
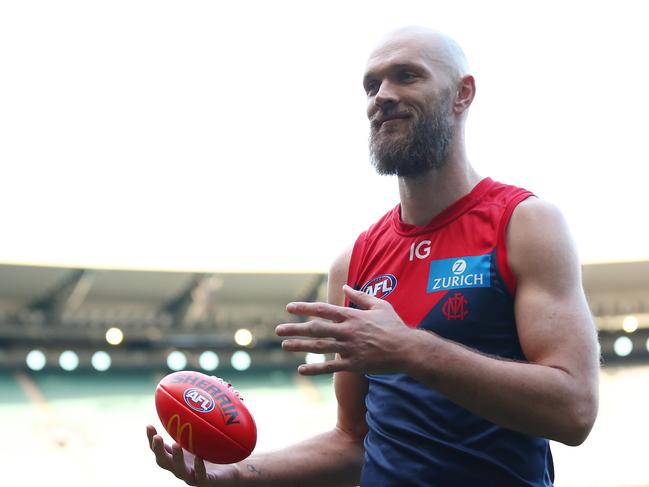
[155,370,257,464]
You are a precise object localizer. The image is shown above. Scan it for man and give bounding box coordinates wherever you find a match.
[147,26,599,486]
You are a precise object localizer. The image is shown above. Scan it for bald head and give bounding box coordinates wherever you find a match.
[369,27,469,85]
[364,27,475,177]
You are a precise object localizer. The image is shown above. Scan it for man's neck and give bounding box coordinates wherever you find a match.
[397,156,482,227]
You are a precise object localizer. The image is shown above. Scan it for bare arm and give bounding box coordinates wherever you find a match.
[402,199,599,444]
[147,246,368,486]
[278,199,599,446]
[230,247,367,486]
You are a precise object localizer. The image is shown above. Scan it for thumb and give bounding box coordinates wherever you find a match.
[343,284,379,310]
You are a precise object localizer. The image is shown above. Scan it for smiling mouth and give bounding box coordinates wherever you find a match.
[376,115,410,130]
[382,117,407,124]
[374,110,412,128]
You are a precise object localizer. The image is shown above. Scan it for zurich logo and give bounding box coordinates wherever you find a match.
[452,259,467,275]
[183,388,215,413]
[427,254,491,293]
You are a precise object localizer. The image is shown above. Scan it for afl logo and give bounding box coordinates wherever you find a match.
[183,388,215,413]
[452,259,467,275]
[360,274,397,299]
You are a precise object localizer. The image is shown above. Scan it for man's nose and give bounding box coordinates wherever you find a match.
[374,81,398,109]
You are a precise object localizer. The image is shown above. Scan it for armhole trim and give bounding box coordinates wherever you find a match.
[344,231,367,307]
[497,191,534,296]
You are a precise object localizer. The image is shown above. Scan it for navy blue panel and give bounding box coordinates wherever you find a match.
[360,250,554,486]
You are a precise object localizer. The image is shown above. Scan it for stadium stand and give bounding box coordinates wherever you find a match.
[0,263,327,371]
[1,262,649,487]
[0,261,648,372]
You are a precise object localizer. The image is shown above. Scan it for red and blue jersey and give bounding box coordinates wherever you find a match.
[346,177,554,486]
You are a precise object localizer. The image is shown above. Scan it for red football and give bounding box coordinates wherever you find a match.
[155,370,257,464]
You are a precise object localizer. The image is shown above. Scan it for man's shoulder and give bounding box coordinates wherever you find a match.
[507,196,578,286]
[510,197,566,227]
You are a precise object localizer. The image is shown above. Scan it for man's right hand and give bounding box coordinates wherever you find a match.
[147,425,241,486]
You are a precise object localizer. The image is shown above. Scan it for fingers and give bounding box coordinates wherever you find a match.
[148,426,197,485]
[151,433,174,471]
[297,358,351,375]
[343,284,381,310]
[194,456,209,487]
[172,443,196,484]
[281,337,344,354]
[147,425,172,454]
[286,301,350,321]
[276,319,347,340]
[146,425,156,449]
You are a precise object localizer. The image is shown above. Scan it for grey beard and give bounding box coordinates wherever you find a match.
[369,109,453,178]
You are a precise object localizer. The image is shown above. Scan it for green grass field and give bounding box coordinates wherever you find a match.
[0,369,336,487]
[1,366,648,487]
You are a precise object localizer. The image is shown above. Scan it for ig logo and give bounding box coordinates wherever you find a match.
[409,240,431,261]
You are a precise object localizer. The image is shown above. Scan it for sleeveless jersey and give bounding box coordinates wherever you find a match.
[346,177,554,487]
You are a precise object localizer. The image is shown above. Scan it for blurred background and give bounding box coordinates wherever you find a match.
[1,0,648,486]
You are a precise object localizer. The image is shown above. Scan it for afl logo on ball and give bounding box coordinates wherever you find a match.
[183,388,215,413]
[360,274,397,299]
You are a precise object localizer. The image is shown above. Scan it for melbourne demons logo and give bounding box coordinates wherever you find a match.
[184,388,216,413]
[442,292,469,320]
[360,274,397,299]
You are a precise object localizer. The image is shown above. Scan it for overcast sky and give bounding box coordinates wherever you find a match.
[1,0,647,272]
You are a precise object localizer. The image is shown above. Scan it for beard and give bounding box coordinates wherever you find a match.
[369,95,454,178]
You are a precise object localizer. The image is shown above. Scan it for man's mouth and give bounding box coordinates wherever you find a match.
[375,113,411,128]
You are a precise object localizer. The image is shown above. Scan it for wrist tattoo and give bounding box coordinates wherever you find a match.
[247,464,262,476]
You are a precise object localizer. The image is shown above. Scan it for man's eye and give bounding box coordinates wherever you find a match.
[399,71,417,81]
[365,81,379,95]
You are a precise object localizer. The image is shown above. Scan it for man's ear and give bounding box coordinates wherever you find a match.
[454,75,476,113]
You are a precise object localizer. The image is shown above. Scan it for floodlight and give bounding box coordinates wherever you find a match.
[91,351,111,371]
[167,351,187,371]
[234,328,253,347]
[231,351,251,371]
[106,327,124,346]
[26,350,46,371]
[59,350,79,371]
[613,336,633,357]
[199,351,219,371]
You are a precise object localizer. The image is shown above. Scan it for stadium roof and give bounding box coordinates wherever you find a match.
[0,260,647,328]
